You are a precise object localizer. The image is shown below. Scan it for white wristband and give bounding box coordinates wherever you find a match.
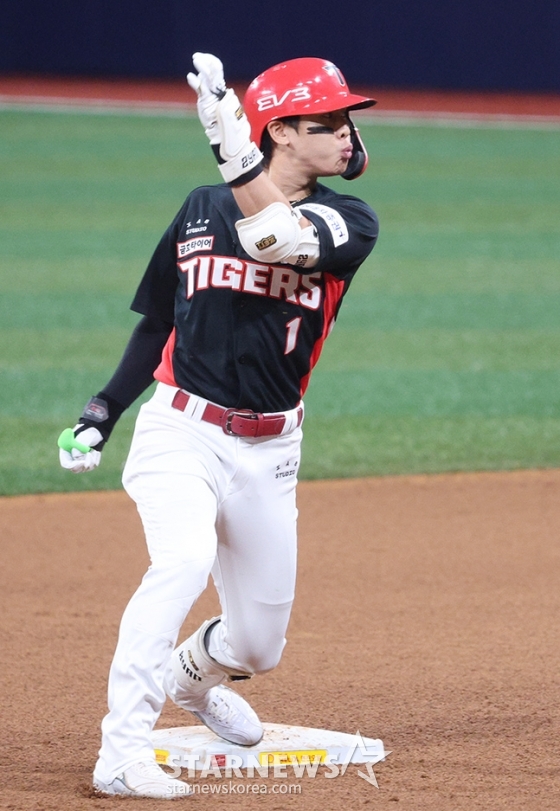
[218,142,263,184]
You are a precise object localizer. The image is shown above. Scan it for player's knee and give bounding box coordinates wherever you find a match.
[233,638,286,675]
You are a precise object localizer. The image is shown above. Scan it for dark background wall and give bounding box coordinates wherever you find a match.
[2,0,559,92]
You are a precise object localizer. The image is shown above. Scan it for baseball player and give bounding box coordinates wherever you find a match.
[59,53,378,798]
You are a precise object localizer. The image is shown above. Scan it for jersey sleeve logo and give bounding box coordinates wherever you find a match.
[177,235,215,258]
[296,203,349,247]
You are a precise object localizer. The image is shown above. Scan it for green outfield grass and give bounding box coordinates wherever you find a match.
[1,109,559,494]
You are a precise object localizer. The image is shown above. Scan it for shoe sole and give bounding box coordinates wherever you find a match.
[93,777,192,799]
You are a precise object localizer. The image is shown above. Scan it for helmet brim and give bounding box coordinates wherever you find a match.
[345,95,377,111]
[297,93,377,119]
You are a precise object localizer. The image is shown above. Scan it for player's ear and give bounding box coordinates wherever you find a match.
[267,119,296,146]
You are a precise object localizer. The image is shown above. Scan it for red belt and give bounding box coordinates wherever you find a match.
[171,390,303,438]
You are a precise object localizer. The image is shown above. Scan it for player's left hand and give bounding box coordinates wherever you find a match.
[58,425,103,474]
[187,52,226,145]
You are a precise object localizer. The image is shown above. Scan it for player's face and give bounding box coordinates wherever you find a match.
[289,110,353,177]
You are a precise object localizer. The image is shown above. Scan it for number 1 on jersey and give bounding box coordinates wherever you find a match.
[284,316,302,355]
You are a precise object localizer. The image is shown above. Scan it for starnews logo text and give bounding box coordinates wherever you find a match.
[165,750,380,787]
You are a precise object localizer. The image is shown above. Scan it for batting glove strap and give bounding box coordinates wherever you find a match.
[76,391,127,449]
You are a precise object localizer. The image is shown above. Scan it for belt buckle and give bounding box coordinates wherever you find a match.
[222,408,257,437]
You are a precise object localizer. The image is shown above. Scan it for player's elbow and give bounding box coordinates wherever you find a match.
[236,202,320,268]
[236,202,300,263]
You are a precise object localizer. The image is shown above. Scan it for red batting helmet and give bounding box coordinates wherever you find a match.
[243,57,376,180]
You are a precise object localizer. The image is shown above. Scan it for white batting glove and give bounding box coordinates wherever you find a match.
[216,88,263,184]
[187,52,226,146]
[59,425,103,474]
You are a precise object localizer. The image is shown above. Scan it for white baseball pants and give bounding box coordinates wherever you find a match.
[94,383,302,781]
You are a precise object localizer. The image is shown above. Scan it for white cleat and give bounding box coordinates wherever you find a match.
[168,617,263,745]
[191,684,264,746]
[93,759,192,799]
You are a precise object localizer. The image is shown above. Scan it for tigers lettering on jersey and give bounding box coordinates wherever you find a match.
[178,254,322,310]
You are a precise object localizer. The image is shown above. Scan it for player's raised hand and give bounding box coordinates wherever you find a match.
[187,52,226,145]
[215,89,263,185]
[58,425,103,474]
[188,51,263,185]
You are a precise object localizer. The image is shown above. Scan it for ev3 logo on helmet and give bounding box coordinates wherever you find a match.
[256,87,312,111]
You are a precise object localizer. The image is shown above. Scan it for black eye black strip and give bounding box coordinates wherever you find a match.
[306,125,335,134]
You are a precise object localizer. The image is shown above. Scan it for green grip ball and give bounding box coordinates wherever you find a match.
[57,428,92,454]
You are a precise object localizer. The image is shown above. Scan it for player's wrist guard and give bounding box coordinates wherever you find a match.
[215,89,264,186]
[75,392,126,449]
[211,143,264,186]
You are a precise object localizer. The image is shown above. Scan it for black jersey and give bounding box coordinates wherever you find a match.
[131,182,378,413]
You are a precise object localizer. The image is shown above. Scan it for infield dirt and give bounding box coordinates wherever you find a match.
[2,470,560,809]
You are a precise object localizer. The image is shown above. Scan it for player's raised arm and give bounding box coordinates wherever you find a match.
[188,53,319,267]
[188,52,285,210]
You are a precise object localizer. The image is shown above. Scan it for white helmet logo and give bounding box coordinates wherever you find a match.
[322,63,346,86]
[256,87,312,111]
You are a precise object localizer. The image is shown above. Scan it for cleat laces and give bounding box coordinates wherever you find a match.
[206,693,239,724]
[132,760,171,781]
